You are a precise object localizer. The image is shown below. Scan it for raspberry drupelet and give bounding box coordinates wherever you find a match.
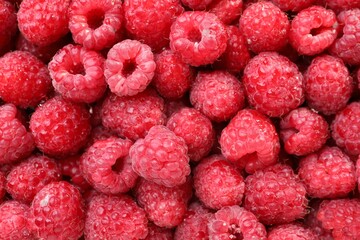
[270,0,315,12]
[0,0,17,55]
[268,224,318,240]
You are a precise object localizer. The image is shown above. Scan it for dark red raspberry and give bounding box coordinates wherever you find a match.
[181,0,213,10]
[0,51,52,108]
[270,0,315,12]
[0,0,17,56]
[268,224,318,240]
[130,125,191,187]
[85,194,148,240]
[29,96,92,157]
[69,0,123,51]
[101,88,166,141]
[18,0,70,46]
[0,172,5,202]
[169,11,228,66]
[220,109,280,174]
[280,107,329,156]
[190,71,245,122]
[242,52,304,117]
[325,0,360,12]
[30,181,85,240]
[207,0,243,25]
[145,222,173,240]
[304,200,333,240]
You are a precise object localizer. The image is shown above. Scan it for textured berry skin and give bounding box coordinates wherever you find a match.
[190,71,245,122]
[208,0,243,25]
[325,0,360,12]
[220,109,280,174]
[170,11,228,67]
[29,96,92,157]
[0,0,17,55]
[105,39,156,97]
[49,44,106,103]
[81,137,138,194]
[239,1,289,53]
[85,194,148,240]
[270,0,315,12]
[18,0,70,46]
[304,200,333,240]
[101,88,166,141]
[268,224,318,240]
[0,172,5,202]
[289,6,338,56]
[85,125,119,149]
[208,205,267,240]
[145,223,173,240]
[166,107,215,161]
[243,52,304,117]
[244,164,308,225]
[280,107,329,156]
[181,0,213,10]
[30,181,85,240]
[69,0,123,51]
[130,125,191,187]
[0,51,52,108]
[304,55,353,115]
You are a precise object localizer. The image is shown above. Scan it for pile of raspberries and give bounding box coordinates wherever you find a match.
[1,0,360,239]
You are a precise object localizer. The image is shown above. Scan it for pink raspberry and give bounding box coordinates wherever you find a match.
[268,224,318,240]
[130,125,191,187]
[208,0,243,25]
[145,223,173,240]
[325,0,360,12]
[0,172,5,202]
[242,52,304,117]
[105,39,156,97]
[0,0,17,56]
[169,11,228,66]
[270,0,315,12]
[181,0,213,10]
[220,109,280,174]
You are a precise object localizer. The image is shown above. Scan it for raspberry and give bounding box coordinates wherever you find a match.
[49,44,106,103]
[130,125,191,187]
[0,0,17,56]
[166,107,215,161]
[190,71,245,122]
[0,51,52,108]
[268,224,318,240]
[304,55,353,115]
[289,6,338,56]
[207,0,243,25]
[30,181,85,240]
[85,194,148,240]
[331,102,360,155]
[181,0,213,10]
[0,172,5,202]
[169,11,228,66]
[242,52,304,117]
[280,107,329,156]
[244,164,308,225]
[18,0,70,46]
[29,96,92,157]
[208,205,267,240]
[270,0,315,12]
[101,88,166,141]
[105,39,156,97]
[80,137,138,194]
[69,0,123,51]
[220,109,280,174]
[239,1,289,53]
[325,0,360,12]
[145,223,173,240]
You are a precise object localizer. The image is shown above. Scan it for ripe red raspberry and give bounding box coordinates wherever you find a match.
[0,51,52,108]
[166,107,215,161]
[207,0,243,25]
[289,6,338,56]
[29,96,92,157]
[280,107,329,156]
[18,0,70,46]
[85,194,148,240]
[244,164,308,225]
[190,71,245,122]
[270,0,315,12]
[30,181,85,240]
[239,1,289,53]
[331,102,360,155]
[169,11,228,67]
[243,52,304,117]
[268,224,318,240]
[325,0,360,12]
[105,40,156,97]
[181,0,213,10]
[0,172,5,202]
[101,88,166,141]
[220,109,280,174]
[145,223,173,240]
[130,125,191,187]
[0,0,17,55]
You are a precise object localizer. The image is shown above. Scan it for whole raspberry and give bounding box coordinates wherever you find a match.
[181,0,213,10]
[190,71,245,122]
[0,0,17,56]
[69,0,123,51]
[101,88,166,141]
[105,39,156,97]
[325,0,360,12]
[30,181,85,240]
[0,172,5,202]
[166,107,215,161]
[169,11,228,67]
[304,55,353,115]
[85,194,148,239]
[268,224,318,240]
[29,96,92,157]
[145,223,173,240]
[0,51,52,108]
[239,1,289,53]
[130,125,191,187]
[280,107,329,156]
[220,109,280,174]
[242,52,304,117]
[207,0,243,25]
[244,164,308,225]
[18,0,70,46]
[270,0,315,12]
